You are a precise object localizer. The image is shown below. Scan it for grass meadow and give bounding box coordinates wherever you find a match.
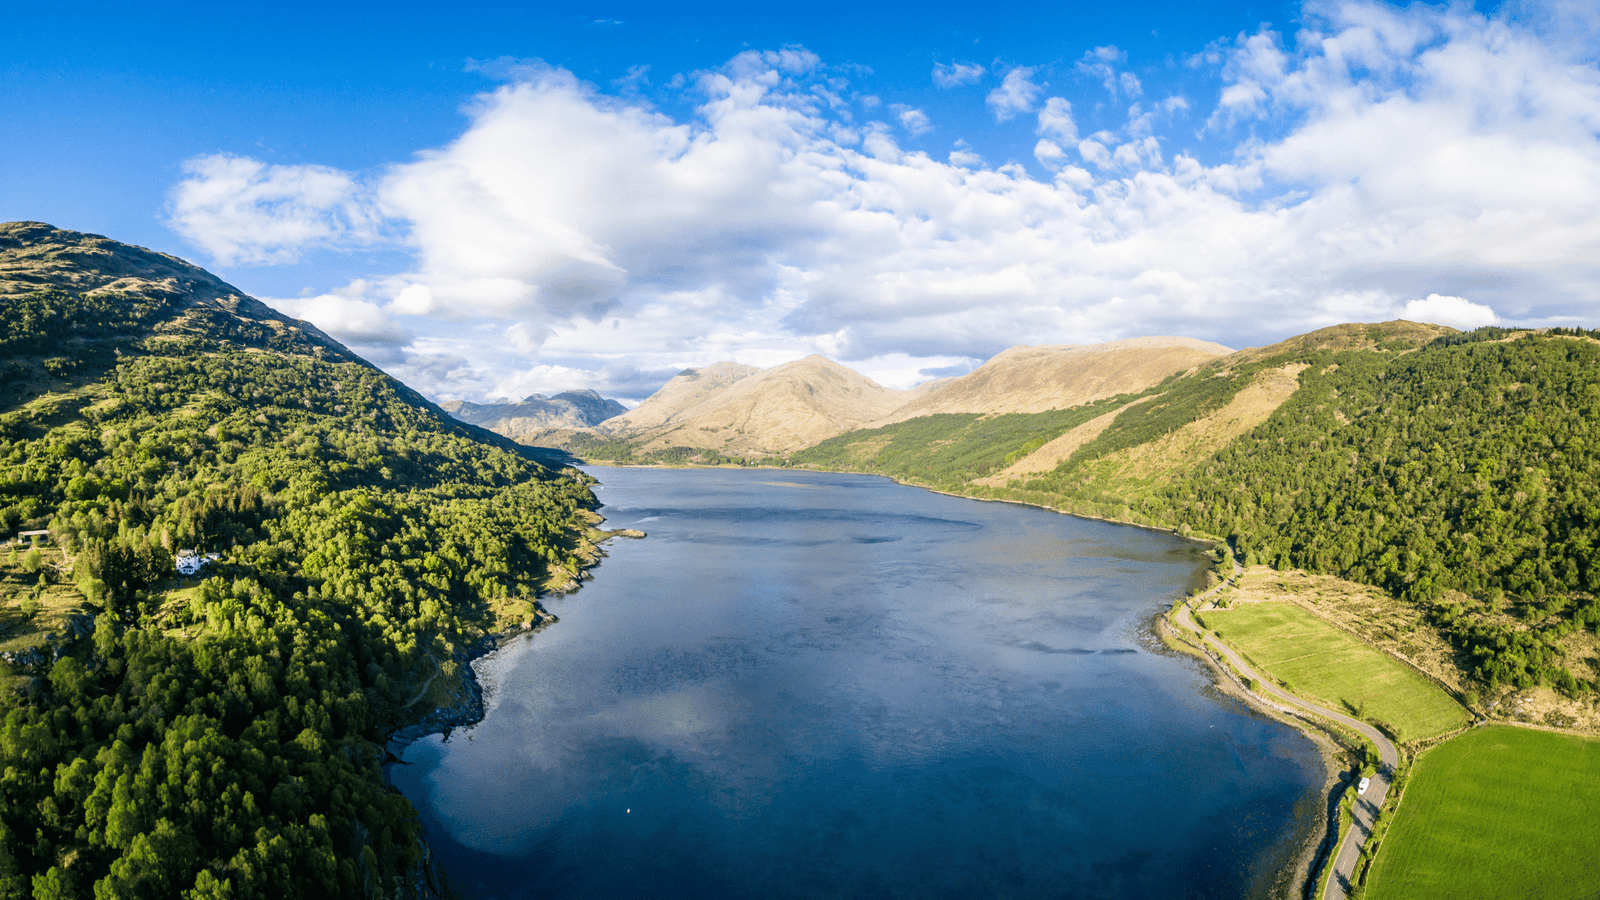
[1365,725,1600,899]
[1196,601,1468,741]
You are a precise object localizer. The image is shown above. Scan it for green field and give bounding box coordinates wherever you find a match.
[1366,726,1600,899]
[1197,602,1468,740]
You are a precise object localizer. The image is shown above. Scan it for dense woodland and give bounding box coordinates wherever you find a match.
[0,286,597,898]
[1150,331,1600,695]
[792,326,1600,701]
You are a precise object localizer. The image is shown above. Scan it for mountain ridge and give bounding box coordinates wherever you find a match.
[0,220,350,359]
[592,354,911,455]
[873,336,1232,425]
[442,389,626,438]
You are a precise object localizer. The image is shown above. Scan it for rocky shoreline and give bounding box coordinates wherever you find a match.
[385,524,647,751]
[383,608,555,751]
[381,579,580,898]
[384,520,657,747]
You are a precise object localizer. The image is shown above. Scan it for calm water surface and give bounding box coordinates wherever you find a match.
[389,468,1322,899]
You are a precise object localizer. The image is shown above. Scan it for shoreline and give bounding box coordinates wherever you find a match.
[378,523,640,895]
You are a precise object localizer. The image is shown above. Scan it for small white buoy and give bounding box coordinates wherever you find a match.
[626,809,631,813]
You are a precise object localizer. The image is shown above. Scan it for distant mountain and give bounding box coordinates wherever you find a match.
[874,337,1232,425]
[597,355,910,456]
[443,389,626,439]
[560,338,1229,464]
[796,321,1456,496]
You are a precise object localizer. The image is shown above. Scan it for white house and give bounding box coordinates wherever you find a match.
[175,550,215,577]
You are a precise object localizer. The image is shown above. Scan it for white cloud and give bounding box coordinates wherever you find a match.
[987,67,1042,122]
[168,6,1600,402]
[1036,97,1078,143]
[1112,136,1162,168]
[1034,139,1068,168]
[850,352,979,390]
[1077,136,1113,168]
[891,104,932,135]
[1077,46,1139,99]
[947,141,983,168]
[390,283,437,316]
[613,64,650,92]
[167,154,380,265]
[1403,294,1500,330]
[264,282,410,346]
[932,61,985,88]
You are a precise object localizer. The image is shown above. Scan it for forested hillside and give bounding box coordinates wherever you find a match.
[0,225,598,898]
[795,323,1600,704]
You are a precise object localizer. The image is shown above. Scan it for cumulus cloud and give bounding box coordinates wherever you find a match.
[1077,135,1113,168]
[266,285,412,346]
[947,143,984,168]
[987,66,1042,121]
[1036,97,1078,143]
[1033,139,1068,168]
[167,154,380,265]
[1403,294,1501,330]
[169,4,1600,401]
[891,104,932,135]
[932,61,985,88]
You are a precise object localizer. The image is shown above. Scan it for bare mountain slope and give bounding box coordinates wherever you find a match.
[603,361,763,432]
[604,356,910,455]
[874,336,1232,425]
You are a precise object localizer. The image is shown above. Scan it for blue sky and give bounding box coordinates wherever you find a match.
[7,1,1600,402]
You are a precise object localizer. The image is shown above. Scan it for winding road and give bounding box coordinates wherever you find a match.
[1171,561,1398,900]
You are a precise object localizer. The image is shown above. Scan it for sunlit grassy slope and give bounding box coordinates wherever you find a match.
[1196,602,1468,741]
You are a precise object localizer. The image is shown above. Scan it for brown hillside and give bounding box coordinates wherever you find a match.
[602,361,763,433]
[979,321,1453,479]
[607,356,910,455]
[975,402,1140,483]
[875,336,1232,425]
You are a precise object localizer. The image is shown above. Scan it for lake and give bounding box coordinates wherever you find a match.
[388,467,1324,899]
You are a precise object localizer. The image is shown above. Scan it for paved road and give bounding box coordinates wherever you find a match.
[1172,562,1397,900]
